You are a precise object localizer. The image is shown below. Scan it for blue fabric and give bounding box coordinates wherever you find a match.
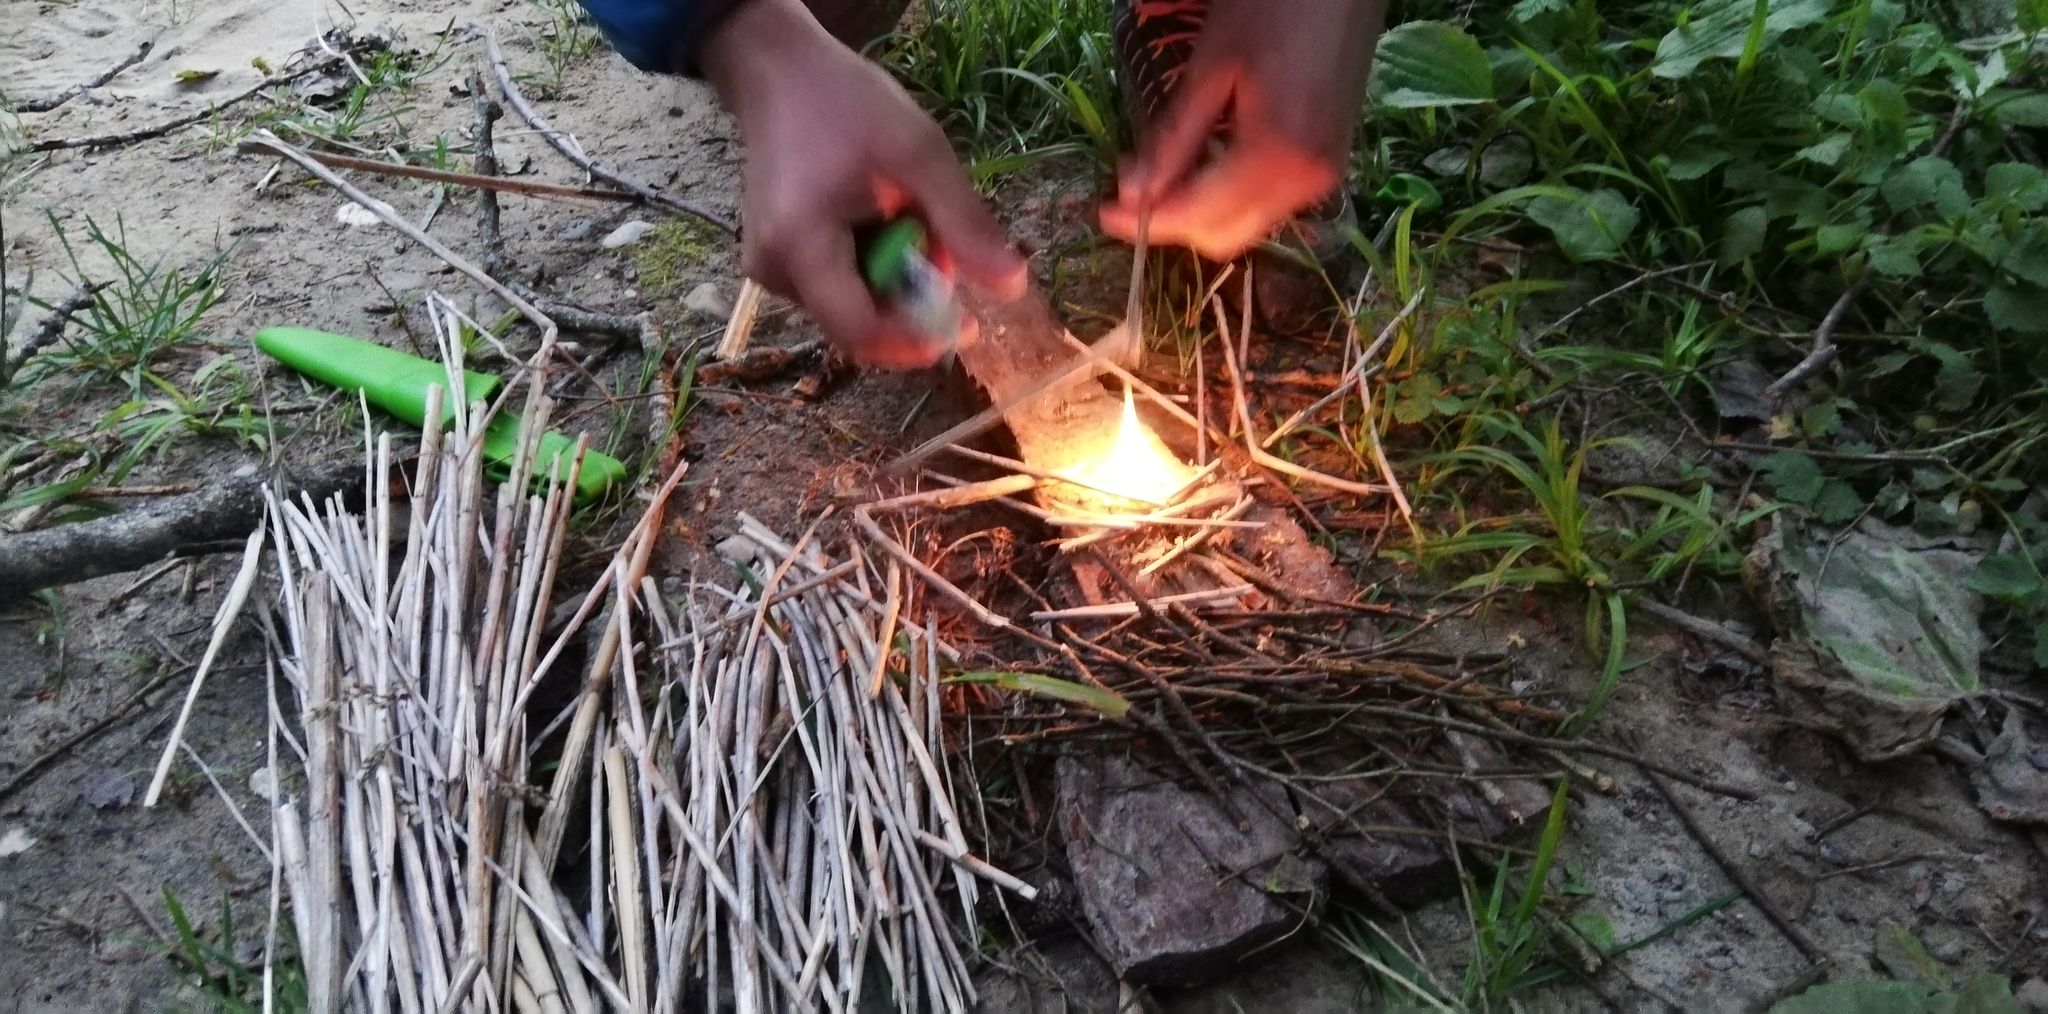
[577,0,705,74]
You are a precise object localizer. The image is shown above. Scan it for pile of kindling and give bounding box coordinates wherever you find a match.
[152,298,1024,1012]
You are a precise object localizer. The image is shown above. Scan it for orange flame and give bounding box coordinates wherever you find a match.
[1063,387,1193,506]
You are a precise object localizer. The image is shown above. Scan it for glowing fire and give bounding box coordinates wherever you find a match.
[1061,387,1195,507]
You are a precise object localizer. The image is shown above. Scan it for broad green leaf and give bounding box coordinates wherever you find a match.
[1864,237,1922,277]
[1951,972,2026,1014]
[1653,0,1832,80]
[1858,79,1910,145]
[1997,226,2048,287]
[1815,222,1863,257]
[1880,156,1969,216]
[1511,0,1571,21]
[1721,206,1769,264]
[1663,145,1732,181]
[1757,450,1824,504]
[1985,284,2048,333]
[1375,173,1443,211]
[1769,980,1945,1014]
[1991,91,2048,127]
[1527,187,1640,262]
[1967,554,2044,605]
[948,671,1130,719]
[1813,480,1865,524]
[1796,133,1854,167]
[1986,162,2048,212]
[1372,21,1495,108]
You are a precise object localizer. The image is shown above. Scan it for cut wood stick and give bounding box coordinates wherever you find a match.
[1029,584,1254,621]
[716,280,766,360]
[863,473,1037,515]
[144,527,266,805]
[233,142,637,205]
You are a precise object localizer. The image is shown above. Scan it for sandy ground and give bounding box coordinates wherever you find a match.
[3,1,2044,1011]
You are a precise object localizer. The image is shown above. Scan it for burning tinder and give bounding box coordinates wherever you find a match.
[1059,387,1196,508]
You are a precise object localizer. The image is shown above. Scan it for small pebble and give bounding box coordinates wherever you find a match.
[2012,978,2048,1011]
[559,218,596,241]
[685,281,731,318]
[601,220,657,249]
[1705,952,1736,972]
[1747,842,1768,859]
[1929,937,1964,963]
[334,201,388,229]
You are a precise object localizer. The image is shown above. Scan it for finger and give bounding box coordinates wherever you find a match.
[1139,146,1336,260]
[784,228,941,369]
[887,152,1027,299]
[1119,55,1236,205]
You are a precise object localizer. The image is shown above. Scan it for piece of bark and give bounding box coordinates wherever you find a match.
[1057,751,1324,987]
[0,461,363,600]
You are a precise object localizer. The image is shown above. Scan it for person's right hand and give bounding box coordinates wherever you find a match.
[702,0,1026,368]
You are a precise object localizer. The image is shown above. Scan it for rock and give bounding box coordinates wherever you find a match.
[685,282,732,319]
[600,220,657,249]
[1969,710,2048,825]
[1705,951,1736,971]
[0,826,37,857]
[334,201,389,229]
[559,218,597,242]
[1057,752,1325,987]
[79,770,135,811]
[2014,977,2048,1012]
[1295,780,1450,908]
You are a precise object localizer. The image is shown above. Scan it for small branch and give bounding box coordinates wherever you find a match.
[1,281,107,387]
[484,31,737,236]
[0,460,363,600]
[1635,599,1768,666]
[0,662,184,802]
[29,55,343,153]
[1765,281,1861,401]
[16,38,155,114]
[1645,770,1824,964]
[463,83,647,343]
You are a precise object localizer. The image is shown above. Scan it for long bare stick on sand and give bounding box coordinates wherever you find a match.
[484,30,738,236]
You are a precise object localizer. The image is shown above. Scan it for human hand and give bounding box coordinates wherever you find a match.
[703,0,1025,367]
[1100,0,1386,261]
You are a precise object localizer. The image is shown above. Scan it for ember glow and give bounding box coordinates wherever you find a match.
[1062,387,1195,507]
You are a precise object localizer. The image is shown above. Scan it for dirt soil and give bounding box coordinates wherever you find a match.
[3,2,2044,1012]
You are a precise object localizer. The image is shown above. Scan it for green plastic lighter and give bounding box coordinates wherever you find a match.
[253,326,628,501]
[860,218,968,356]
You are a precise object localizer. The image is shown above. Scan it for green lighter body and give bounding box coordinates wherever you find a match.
[254,326,627,501]
[861,219,967,353]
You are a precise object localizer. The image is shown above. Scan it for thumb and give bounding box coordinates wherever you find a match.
[891,150,1027,299]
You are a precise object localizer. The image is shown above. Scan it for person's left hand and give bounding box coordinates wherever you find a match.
[1100,0,1386,261]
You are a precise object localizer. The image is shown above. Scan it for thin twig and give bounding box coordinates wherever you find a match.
[0,662,184,802]
[1765,281,1861,401]
[1644,769,1823,963]
[484,30,736,235]
[1,281,108,386]
[16,38,155,113]
[30,55,344,152]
